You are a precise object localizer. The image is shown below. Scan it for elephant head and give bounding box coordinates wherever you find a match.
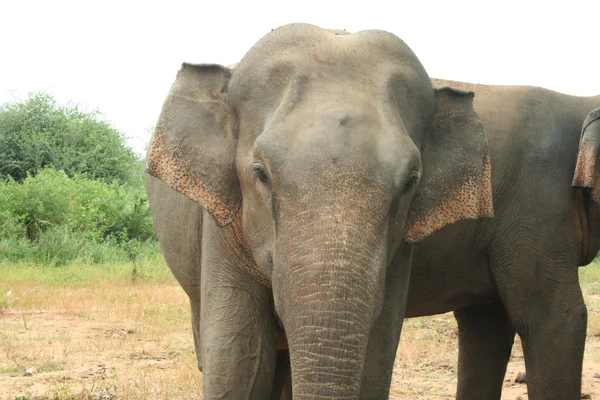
[146,23,492,398]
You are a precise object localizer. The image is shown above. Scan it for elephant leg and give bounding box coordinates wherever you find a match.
[360,245,412,399]
[512,282,586,400]
[201,216,278,399]
[493,252,587,400]
[454,302,515,400]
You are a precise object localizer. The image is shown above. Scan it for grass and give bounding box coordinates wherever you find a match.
[0,254,173,290]
[0,255,201,400]
[580,261,600,296]
[0,234,162,269]
[0,258,599,399]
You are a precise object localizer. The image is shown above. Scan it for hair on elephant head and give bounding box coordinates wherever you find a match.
[146,23,492,399]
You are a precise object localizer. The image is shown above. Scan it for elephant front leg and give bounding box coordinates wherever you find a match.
[454,302,515,400]
[509,282,587,400]
[491,247,587,400]
[201,216,278,399]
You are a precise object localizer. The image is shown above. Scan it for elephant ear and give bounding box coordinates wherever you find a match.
[404,87,493,243]
[572,107,600,203]
[146,63,241,227]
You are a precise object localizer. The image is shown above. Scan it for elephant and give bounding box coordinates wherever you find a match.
[144,23,493,399]
[405,78,600,399]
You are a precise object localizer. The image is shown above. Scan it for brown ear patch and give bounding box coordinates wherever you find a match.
[572,141,600,203]
[145,63,241,228]
[403,87,493,243]
[572,108,600,204]
[147,131,239,227]
[404,154,493,242]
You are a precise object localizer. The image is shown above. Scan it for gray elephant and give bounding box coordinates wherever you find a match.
[405,79,600,399]
[144,24,493,399]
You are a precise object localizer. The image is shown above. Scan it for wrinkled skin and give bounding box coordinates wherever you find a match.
[406,79,600,400]
[145,24,493,399]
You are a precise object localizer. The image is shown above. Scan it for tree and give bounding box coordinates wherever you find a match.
[0,92,139,183]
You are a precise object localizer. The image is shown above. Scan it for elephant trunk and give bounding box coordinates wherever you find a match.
[274,213,388,398]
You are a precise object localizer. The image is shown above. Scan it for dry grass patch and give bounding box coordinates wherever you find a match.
[0,260,202,400]
[1,259,599,399]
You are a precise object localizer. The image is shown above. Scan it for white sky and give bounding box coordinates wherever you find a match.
[1,0,599,155]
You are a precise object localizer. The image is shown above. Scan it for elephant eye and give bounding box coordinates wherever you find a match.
[253,163,270,185]
[403,170,420,193]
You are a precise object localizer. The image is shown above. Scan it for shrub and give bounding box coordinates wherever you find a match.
[0,92,139,184]
[0,93,159,267]
[0,168,154,241]
[0,168,156,265]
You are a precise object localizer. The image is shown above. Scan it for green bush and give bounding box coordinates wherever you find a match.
[0,92,161,267]
[0,92,139,184]
[0,168,154,241]
[0,236,33,262]
[0,168,157,265]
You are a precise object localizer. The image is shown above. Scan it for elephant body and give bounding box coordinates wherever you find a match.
[407,79,600,399]
[145,24,493,399]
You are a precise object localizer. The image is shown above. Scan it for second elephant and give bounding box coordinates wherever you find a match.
[407,79,600,400]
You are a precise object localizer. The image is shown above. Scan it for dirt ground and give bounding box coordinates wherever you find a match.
[1,283,599,399]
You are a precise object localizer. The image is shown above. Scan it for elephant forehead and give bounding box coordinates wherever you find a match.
[227,24,432,106]
[236,23,421,70]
